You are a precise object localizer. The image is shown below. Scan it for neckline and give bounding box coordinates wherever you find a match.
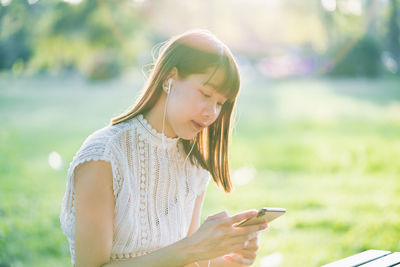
[135,114,180,147]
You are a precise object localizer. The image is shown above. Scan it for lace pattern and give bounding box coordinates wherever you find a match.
[59,115,211,265]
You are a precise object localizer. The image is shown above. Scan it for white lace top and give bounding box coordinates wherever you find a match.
[59,114,211,265]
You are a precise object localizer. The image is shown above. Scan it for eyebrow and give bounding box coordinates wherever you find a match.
[202,83,228,102]
[203,82,219,90]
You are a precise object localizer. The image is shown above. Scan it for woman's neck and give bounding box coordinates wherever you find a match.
[143,94,178,138]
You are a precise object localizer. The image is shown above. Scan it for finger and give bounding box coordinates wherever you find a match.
[224,233,247,245]
[248,230,261,240]
[234,249,257,260]
[225,210,258,225]
[224,254,254,266]
[238,222,268,228]
[241,238,259,251]
[206,210,229,221]
[229,236,259,252]
[227,235,259,253]
[226,235,258,252]
[233,223,267,237]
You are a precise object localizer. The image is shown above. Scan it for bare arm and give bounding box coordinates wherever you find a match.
[74,160,193,267]
[74,160,114,267]
[186,191,206,237]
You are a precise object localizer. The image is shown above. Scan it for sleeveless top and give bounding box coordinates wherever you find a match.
[59,114,211,265]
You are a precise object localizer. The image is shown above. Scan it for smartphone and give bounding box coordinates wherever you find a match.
[236,207,286,227]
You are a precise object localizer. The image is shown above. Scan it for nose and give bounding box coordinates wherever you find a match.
[203,102,219,120]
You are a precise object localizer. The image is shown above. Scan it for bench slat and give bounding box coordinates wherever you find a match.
[359,252,400,267]
[321,250,392,267]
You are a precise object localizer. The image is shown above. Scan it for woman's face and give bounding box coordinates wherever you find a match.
[166,67,228,140]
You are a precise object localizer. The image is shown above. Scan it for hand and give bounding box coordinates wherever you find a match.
[223,229,265,266]
[185,210,268,263]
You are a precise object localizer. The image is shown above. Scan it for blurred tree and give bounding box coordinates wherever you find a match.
[318,0,385,76]
[31,0,123,78]
[329,34,382,76]
[0,1,33,70]
[0,0,148,80]
[387,0,400,73]
[365,0,378,35]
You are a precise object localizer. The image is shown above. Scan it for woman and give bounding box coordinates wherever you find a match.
[60,29,268,267]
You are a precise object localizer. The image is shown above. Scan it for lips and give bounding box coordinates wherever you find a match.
[191,120,206,131]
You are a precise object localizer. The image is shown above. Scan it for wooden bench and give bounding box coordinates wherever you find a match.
[321,249,400,267]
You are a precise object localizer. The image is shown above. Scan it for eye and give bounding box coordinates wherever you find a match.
[201,91,211,98]
[200,88,225,107]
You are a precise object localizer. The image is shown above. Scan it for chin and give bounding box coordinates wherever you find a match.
[178,133,197,140]
[177,129,198,140]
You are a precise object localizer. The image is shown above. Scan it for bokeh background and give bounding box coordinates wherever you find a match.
[1,0,399,266]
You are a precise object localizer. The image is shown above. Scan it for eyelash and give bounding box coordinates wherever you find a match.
[201,91,224,106]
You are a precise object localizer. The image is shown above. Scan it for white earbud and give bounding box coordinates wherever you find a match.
[165,78,173,94]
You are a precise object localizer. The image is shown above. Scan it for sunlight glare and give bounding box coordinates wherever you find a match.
[48,151,63,171]
[260,252,283,267]
[232,166,256,186]
[339,0,362,15]
[321,0,336,12]
[63,0,83,5]
[1,0,11,6]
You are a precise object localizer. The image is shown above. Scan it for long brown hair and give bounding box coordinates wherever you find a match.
[111,29,240,193]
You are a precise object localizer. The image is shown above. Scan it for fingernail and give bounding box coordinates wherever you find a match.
[242,258,252,264]
[224,255,233,262]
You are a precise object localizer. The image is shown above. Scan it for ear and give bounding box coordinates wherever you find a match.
[163,67,178,88]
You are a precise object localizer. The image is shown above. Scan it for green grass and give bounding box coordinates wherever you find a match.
[1,71,399,266]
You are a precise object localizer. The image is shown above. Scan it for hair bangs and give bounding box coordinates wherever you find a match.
[203,55,240,103]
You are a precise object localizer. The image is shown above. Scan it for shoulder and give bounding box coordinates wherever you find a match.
[69,120,134,171]
[68,120,135,197]
[78,120,133,155]
[82,120,132,148]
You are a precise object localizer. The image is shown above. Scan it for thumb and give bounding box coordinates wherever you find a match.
[228,209,258,225]
[206,210,229,221]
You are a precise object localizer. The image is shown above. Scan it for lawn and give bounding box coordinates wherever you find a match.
[0,70,399,267]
